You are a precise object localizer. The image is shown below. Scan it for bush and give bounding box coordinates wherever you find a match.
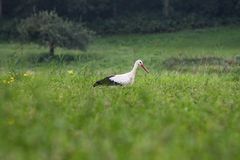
[18,11,94,56]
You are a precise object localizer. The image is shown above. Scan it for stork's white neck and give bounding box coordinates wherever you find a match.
[130,61,139,75]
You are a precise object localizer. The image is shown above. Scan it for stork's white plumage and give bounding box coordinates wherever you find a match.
[93,60,149,87]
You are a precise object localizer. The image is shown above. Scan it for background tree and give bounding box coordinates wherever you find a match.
[163,0,170,18]
[18,11,93,56]
[1,0,240,36]
[0,0,2,18]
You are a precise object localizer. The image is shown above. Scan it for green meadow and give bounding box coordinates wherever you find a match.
[0,26,240,160]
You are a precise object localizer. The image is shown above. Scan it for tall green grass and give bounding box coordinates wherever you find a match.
[0,26,240,160]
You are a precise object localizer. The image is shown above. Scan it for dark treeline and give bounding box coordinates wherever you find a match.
[1,0,240,35]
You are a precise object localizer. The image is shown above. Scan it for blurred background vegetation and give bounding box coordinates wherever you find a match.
[0,0,240,38]
[1,1,240,160]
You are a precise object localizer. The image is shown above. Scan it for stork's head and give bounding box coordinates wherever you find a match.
[136,59,149,73]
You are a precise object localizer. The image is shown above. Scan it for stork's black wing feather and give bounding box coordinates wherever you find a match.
[93,75,122,87]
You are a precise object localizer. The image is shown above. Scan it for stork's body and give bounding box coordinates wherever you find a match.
[93,60,149,87]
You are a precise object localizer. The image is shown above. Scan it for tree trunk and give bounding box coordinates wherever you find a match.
[0,0,2,18]
[163,0,170,18]
[49,42,55,56]
[113,0,117,18]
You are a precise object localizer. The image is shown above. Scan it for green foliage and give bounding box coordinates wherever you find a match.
[89,14,240,34]
[18,11,93,55]
[2,0,240,35]
[0,26,240,159]
[0,68,240,160]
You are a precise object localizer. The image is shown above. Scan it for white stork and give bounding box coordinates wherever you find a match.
[93,59,149,87]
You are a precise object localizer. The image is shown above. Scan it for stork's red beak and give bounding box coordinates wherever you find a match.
[141,64,149,73]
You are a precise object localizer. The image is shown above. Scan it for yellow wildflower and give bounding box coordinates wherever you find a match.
[67,70,74,74]
[23,70,34,77]
[3,77,15,84]
[8,77,15,83]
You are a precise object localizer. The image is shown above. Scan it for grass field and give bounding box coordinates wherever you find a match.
[0,26,240,160]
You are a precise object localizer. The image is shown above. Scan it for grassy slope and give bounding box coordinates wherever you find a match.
[0,26,240,160]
